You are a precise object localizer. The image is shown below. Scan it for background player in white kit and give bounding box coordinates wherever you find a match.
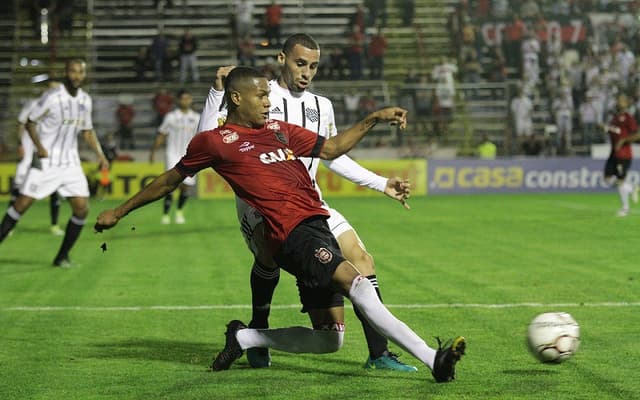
[198,34,415,372]
[150,89,200,225]
[10,78,64,236]
[0,59,109,267]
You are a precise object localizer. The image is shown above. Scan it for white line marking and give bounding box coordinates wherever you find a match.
[2,302,639,312]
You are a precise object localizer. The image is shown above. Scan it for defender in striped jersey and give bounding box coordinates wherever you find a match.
[10,79,63,236]
[0,59,109,267]
[198,34,415,371]
[150,89,200,225]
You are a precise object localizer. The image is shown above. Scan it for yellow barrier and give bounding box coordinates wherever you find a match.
[0,159,427,200]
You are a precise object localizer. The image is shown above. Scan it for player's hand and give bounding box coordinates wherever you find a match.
[95,209,120,233]
[98,155,110,171]
[214,65,236,90]
[36,147,48,158]
[384,177,411,210]
[374,107,408,130]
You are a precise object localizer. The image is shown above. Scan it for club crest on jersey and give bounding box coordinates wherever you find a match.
[314,248,333,264]
[259,148,297,164]
[305,108,319,122]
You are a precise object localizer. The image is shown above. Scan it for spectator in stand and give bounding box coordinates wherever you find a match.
[366,0,387,28]
[414,74,433,137]
[486,44,507,82]
[179,28,199,84]
[399,0,414,26]
[519,0,540,19]
[134,46,150,81]
[476,134,497,159]
[431,58,457,136]
[521,32,541,89]
[346,24,365,80]
[522,133,544,156]
[150,31,169,81]
[343,89,361,124]
[491,0,509,18]
[237,33,256,67]
[153,87,173,128]
[328,47,346,80]
[264,1,282,48]
[349,3,366,34]
[358,90,377,120]
[503,14,525,72]
[510,85,534,152]
[234,0,254,40]
[551,86,575,153]
[368,25,388,79]
[579,91,602,146]
[115,94,135,150]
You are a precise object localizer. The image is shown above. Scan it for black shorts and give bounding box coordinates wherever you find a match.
[274,216,346,312]
[604,155,631,180]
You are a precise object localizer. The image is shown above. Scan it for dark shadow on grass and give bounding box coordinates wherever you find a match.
[96,226,229,241]
[89,338,418,382]
[502,368,558,376]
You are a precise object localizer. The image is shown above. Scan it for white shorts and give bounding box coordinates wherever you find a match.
[20,163,89,200]
[167,154,196,186]
[236,197,356,258]
[13,158,31,188]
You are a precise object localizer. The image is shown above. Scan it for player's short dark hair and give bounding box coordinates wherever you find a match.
[282,33,319,55]
[224,66,266,109]
[65,58,86,70]
[176,88,190,98]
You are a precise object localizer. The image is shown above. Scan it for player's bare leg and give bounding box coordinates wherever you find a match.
[52,196,89,267]
[336,229,417,372]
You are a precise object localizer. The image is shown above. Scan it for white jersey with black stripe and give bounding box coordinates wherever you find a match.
[197,79,387,202]
[28,85,93,168]
[158,108,200,165]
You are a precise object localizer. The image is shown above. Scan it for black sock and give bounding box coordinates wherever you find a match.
[53,216,85,262]
[49,193,60,226]
[163,194,172,214]
[353,275,388,359]
[0,207,21,242]
[8,187,19,208]
[177,190,188,209]
[249,260,280,329]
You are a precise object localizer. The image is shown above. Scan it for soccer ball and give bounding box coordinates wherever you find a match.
[527,312,580,363]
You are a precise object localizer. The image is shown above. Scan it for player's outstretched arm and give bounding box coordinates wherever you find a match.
[95,168,184,232]
[320,107,407,160]
[82,130,109,170]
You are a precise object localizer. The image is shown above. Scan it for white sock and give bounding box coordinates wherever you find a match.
[348,276,437,369]
[237,326,344,354]
[618,182,631,210]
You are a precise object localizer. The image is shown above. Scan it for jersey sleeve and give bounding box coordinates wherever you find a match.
[28,89,55,122]
[322,155,388,192]
[81,95,93,131]
[197,87,225,132]
[285,122,326,157]
[17,100,35,124]
[158,112,172,135]
[322,99,338,138]
[175,132,219,177]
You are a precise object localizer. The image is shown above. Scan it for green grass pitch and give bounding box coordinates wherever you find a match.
[0,193,638,399]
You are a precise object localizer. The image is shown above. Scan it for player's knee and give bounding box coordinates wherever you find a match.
[313,329,344,353]
[349,249,375,275]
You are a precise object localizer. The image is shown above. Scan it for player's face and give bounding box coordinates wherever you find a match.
[66,62,86,89]
[178,93,193,110]
[280,44,320,92]
[239,78,271,127]
[617,94,629,111]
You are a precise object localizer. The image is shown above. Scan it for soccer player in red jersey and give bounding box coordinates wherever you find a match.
[603,94,640,216]
[95,67,466,383]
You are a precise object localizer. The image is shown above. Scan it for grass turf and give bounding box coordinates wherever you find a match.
[0,193,638,399]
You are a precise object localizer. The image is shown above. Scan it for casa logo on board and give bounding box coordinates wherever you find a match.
[314,248,333,264]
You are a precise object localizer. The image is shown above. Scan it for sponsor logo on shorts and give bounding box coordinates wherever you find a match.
[314,248,333,264]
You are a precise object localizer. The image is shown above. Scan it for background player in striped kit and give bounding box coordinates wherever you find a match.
[198,34,416,371]
[10,78,64,236]
[0,59,109,267]
[150,89,200,224]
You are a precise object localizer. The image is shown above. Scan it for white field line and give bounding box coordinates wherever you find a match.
[2,302,640,312]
